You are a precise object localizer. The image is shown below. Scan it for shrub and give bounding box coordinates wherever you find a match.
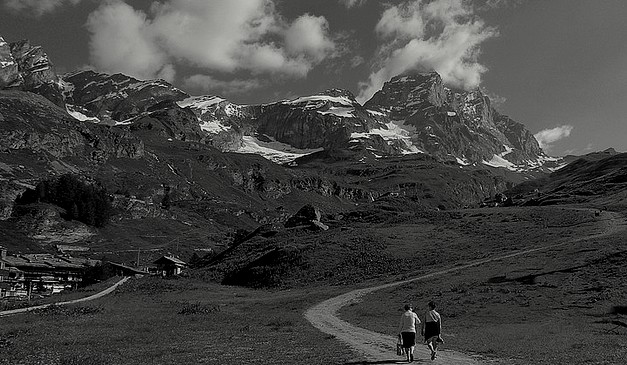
[177,302,220,315]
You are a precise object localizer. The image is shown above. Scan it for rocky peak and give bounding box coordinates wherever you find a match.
[63,70,188,123]
[0,36,21,88]
[364,72,446,121]
[0,36,63,106]
[321,88,358,102]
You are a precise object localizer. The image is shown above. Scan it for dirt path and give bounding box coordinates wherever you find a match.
[0,277,130,317]
[305,210,626,364]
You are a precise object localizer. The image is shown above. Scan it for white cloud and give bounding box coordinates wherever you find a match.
[534,125,574,151]
[339,0,366,8]
[2,0,81,16]
[86,0,337,82]
[284,14,335,63]
[375,2,425,40]
[358,0,498,102]
[351,55,365,67]
[86,1,175,82]
[183,74,263,94]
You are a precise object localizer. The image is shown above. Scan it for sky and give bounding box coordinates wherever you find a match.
[0,0,626,156]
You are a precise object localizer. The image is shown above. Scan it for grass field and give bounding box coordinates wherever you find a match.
[339,206,627,365]
[1,205,625,364]
[0,277,355,365]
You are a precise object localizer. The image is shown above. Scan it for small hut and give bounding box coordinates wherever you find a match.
[153,256,187,276]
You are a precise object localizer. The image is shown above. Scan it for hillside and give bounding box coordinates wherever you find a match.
[507,150,627,208]
[0,35,559,263]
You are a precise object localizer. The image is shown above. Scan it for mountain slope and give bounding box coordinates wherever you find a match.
[508,150,627,207]
[364,73,549,169]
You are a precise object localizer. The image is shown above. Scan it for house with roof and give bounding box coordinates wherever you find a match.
[0,247,99,298]
[103,261,147,277]
[0,246,9,298]
[153,256,187,276]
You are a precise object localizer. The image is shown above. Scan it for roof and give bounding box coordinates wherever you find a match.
[2,254,91,270]
[153,256,187,266]
[105,261,146,275]
[56,245,90,252]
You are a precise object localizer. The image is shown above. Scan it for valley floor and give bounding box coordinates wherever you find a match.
[1,206,625,364]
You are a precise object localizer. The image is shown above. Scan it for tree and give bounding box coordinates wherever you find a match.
[14,174,112,227]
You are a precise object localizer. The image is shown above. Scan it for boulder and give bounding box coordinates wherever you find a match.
[285,204,322,228]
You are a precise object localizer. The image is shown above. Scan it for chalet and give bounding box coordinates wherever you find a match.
[103,261,147,277]
[153,256,187,276]
[0,246,8,298]
[0,247,99,298]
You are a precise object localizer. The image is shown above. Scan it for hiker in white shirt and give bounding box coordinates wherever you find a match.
[398,304,421,363]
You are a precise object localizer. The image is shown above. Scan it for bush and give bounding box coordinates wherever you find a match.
[176,302,220,315]
[31,304,103,317]
[15,174,112,227]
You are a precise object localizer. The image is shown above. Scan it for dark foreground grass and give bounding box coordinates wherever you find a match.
[0,277,356,365]
[1,206,621,365]
[340,207,627,365]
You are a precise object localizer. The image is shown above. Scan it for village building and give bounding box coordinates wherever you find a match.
[0,246,9,298]
[153,256,187,276]
[102,261,147,277]
[0,246,99,298]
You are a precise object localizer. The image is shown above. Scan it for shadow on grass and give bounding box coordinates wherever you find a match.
[344,360,429,364]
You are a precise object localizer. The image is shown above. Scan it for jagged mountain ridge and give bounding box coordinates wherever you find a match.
[1,35,553,171]
[60,69,550,170]
[364,73,550,169]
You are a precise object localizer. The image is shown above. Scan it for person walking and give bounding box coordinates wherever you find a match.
[421,301,442,360]
[398,304,421,363]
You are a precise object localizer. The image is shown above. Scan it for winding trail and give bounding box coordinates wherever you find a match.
[305,210,626,364]
[0,277,129,317]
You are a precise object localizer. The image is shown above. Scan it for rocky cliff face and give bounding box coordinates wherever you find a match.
[0,90,144,160]
[256,89,384,150]
[0,37,20,89]
[63,70,189,124]
[53,66,548,171]
[364,73,547,169]
[0,37,64,107]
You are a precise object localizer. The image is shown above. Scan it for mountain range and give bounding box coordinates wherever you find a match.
[2,35,625,262]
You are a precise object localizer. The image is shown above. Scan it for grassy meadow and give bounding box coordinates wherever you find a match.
[1,205,625,364]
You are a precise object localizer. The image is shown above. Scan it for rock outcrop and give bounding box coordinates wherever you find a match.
[0,37,20,89]
[0,37,65,107]
[364,73,547,168]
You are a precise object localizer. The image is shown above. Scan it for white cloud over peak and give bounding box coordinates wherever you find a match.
[534,125,574,151]
[86,0,337,83]
[375,3,425,40]
[86,2,175,82]
[339,0,366,9]
[2,0,81,16]
[284,14,336,63]
[184,74,263,94]
[358,0,498,102]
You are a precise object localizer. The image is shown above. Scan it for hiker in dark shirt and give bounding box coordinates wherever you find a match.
[421,301,442,360]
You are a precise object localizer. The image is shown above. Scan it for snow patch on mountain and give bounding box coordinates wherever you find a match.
[483,154,515,169]
[233,135,323,164]
[177,95,225,110]
[456,157,470,165]
[351,121,423,154]
[199,120,231,133]
[318,107,355,118]
[66,105,100,123]
[367,109,386,117]
[287,95,354,106]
